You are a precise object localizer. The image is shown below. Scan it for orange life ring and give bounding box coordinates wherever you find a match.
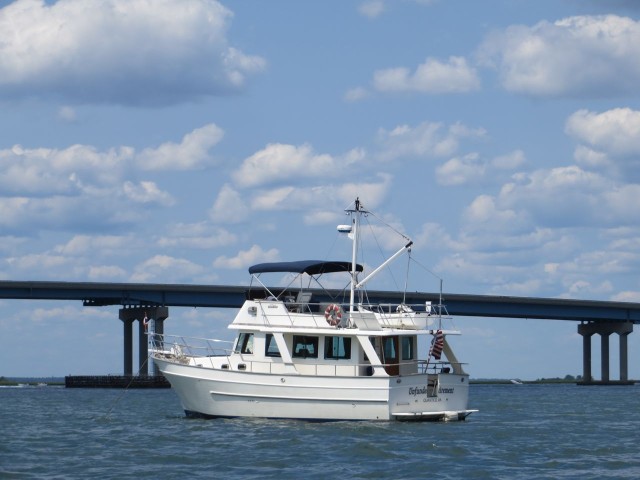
[324,304,342,326]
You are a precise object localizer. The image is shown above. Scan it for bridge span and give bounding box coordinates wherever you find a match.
[1,280,638,385]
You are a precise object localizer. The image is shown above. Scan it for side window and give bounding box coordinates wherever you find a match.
[401,336,415,360]
[383,337,397,359]
[292,336,318,358]
[234,333,254,354]
[325,336,351,360]
[265,334,281,357]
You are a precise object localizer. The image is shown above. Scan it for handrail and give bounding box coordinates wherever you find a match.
[150,333,462,377]
[243,299,449,331]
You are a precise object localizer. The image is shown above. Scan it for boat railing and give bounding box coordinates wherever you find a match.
[363,302,450,316]
[418,360,463,375]
[249,299,450,330]
[149,333,233,367]
[252,299,351,329]
[151,333,463,377]
[356,302,450,330]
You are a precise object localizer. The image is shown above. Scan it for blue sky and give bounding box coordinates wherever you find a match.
[1,0,640,380]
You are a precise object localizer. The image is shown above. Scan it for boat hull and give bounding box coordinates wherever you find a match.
[155,357,473,421]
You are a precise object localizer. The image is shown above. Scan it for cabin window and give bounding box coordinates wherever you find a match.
[383,337,397,359]
[324,336,351,360]
[401,336,415,360]
[265,334,281,357]
[292,336,318,358]
[234,333,254,354]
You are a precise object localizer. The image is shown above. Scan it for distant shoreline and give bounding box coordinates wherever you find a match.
[471,379,575,385]
[1,377,65,386]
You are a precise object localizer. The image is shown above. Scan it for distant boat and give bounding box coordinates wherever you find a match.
[151,198,477,422]
[510,379,523,385]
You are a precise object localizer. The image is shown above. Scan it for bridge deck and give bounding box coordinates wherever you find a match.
[0,280,639,323]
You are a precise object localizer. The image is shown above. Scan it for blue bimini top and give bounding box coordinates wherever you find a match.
[248,260,363,276]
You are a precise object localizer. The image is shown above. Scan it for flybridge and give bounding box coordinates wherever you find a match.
[0,280,638,385]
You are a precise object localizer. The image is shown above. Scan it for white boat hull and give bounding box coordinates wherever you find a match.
[155,357,474,421]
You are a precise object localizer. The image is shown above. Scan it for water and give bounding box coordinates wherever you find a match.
[1,383,639,479]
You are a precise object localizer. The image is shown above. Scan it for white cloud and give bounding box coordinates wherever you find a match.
[373,56,480,94]
[463,161,640,239]
[376,121,486,161]
[6,252,71,271]
[249,186,297,211]
[0,143,130,196]
[414,223,460,253]
[603,184,640,222]
[131,254,205,282]
[57,106,77,122]
[491,150,526,170]
[156,223,237,249]
[0,194,139,233]
[479,15,640,97]
[567,279,614,297]
[248,174,393,214]
[209,184,251,223]
[358,0,385,18]
[497,166,613,227]
[436,153,485,186]
[213,244,279,269]
[566,108,640,157]
[87,265,128,281]
[431,251,541,294]
[136,124,224,171]
[541,246,639,299]
[0,124,219,234]
[419,222,587,297]
[565,109,640,181]
[0,0,266,106]
[123,181,175,206]
[573,146,611,170]
[53,235,136,256]
[232,143,346,188]
[302,210,343,226]
[0,236,27,254]
[463,194,521,228]
[611,291,640,302]
[492,278,544,296]
[29,305,94,324]
[344,86,369,102]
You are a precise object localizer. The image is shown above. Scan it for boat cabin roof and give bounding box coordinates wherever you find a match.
[249,260,364,276]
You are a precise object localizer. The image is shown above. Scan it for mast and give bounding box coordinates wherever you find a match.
[345,198,414,311]
[348,198,362,314]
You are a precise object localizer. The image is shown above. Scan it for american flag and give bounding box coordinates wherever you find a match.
[429,329,444,360]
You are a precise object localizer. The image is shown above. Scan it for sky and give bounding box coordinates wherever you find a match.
[1,0,640,381]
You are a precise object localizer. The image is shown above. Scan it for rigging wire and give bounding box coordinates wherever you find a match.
[103,355,150,420]
[402,248,411,305]
[408,255,443,284]
[366,209,412,243]
[362,214,402,293]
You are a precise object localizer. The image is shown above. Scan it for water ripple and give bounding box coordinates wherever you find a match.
[1,384,639,479]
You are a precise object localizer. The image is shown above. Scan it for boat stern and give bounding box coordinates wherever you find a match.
[389,373,476,421]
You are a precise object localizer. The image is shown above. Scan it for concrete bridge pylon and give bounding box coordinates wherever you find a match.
[119,306,168,376]
[578,321,634,385]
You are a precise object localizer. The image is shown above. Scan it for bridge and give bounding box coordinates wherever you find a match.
[1,280,639,385]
